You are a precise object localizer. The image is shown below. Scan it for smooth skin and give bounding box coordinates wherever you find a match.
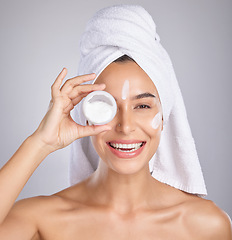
[0,62,231,240]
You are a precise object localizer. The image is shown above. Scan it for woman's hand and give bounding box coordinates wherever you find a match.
[32,68,111,153]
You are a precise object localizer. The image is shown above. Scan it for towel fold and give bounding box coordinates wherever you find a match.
[69,4,207,196]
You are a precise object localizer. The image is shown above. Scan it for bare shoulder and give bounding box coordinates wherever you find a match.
[18,194,72,223]
[11,193,67,216]
[183,197,232,239]
[0,195,60,239]
[0,184,88,240]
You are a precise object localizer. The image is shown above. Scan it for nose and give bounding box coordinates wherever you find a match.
[115,105,135,134]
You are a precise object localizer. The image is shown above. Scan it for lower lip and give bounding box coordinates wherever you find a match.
[107,143,146,159]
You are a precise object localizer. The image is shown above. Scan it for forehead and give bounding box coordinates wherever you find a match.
[94,61,160,99]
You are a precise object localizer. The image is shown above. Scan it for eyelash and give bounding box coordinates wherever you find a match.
[135,104,151,109]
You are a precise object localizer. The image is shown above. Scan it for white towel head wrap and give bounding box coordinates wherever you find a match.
[69,4,207,196]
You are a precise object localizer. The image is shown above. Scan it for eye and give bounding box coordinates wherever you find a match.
[135,104,151,109]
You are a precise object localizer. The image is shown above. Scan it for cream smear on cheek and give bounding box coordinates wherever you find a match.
[151,112,162,129]
[121,80,130,100]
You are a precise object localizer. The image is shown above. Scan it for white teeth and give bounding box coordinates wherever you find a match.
[118,149,136,152]
[109,142,143,152]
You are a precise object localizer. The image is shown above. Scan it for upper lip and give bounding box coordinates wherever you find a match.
[107,140,146,144]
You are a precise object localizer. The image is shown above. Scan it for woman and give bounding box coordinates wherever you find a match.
[0,4,231,239]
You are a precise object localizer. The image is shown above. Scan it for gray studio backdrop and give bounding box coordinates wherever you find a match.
[0,0,231,217]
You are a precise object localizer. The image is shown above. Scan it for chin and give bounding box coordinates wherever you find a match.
[101,154,151,176]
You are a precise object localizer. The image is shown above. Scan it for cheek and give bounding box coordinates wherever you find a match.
[91,135,102,153]
[151,112,162,129]
[91,133,108,156]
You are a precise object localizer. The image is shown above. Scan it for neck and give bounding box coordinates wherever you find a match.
[86,159,167,214]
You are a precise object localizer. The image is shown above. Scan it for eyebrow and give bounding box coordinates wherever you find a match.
[114,92,156,102]
[132,92,156,100]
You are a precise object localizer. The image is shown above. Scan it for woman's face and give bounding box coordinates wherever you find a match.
[91,61,163,175]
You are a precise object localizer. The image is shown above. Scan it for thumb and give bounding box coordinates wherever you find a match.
[77,124,112,139]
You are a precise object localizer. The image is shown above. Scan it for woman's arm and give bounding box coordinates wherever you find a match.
[0,68,111,238]
[0,136,50,223]
[0,136,51,239]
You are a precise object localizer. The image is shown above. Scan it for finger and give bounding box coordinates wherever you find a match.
[71,93,89,107]
[68,72,96,85]
[77,124,112,139]
[51,68,68,98]
[67,83,106,100]
[60,73,96,93]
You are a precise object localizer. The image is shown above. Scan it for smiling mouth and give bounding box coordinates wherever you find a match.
[108,142,146,152]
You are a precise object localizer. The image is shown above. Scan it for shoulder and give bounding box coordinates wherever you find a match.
[0,186,87,239]
[0,195,60,239]
[10,195,63,221]
[14,194,76,225]
[183,198,232,239]
[14,194,64,209]
[7,196,49,219]
[9,193,79,227]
